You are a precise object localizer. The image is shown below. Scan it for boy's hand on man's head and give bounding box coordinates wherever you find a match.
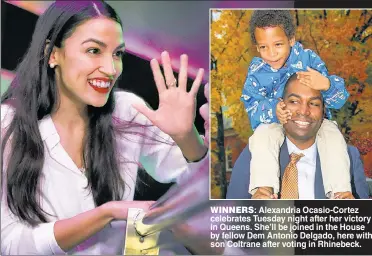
[276,99,292,124]
[296,67,330,91]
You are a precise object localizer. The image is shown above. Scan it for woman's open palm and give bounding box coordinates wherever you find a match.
[133,51,204,138]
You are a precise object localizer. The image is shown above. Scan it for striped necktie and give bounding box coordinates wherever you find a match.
[280,152,304,199]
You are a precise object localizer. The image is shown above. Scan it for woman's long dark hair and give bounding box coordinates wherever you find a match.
[1,1,127,226]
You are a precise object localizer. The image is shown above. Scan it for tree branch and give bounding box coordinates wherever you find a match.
[295,10,299,26]
[361,34,372,43]
[237,54,246,63]
[354,109,363,116]
[351,15,372,42]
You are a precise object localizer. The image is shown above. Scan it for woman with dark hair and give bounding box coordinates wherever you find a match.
[1,1,209,255]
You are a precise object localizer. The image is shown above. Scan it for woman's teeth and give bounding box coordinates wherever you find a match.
[88,80,111,88]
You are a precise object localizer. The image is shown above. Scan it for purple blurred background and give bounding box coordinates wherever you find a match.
[2,1,293,81]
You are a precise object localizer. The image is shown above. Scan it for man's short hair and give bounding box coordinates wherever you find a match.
[249,10,296,45]
[283,73,299,99]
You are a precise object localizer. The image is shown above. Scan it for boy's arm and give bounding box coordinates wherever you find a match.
[241,72,280,131]
[307,50,350,109]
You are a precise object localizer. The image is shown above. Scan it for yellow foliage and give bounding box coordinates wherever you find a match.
[296,10,370,85]
[211,10,257,142]
[295,10,372,139]
[211,185,221,199]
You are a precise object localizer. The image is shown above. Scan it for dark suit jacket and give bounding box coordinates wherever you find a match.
[226,141,369,199]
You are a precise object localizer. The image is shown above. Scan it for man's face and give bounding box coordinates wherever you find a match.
[254,26,295,70]
[283,79,324,146]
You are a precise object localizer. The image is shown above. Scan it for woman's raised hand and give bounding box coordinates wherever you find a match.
[133,51,204,139]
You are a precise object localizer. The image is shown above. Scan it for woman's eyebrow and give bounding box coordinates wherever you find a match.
[82,38,125,50]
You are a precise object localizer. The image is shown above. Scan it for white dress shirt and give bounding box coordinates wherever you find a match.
[1,91,208,255]
[286,138,317,199]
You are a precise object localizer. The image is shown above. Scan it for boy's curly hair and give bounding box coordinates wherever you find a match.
[249,10,296,44]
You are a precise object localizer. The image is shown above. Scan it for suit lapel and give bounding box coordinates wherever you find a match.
[314,151,327,199]
[279,140,290,191]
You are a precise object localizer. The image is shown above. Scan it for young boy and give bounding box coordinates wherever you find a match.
[241,10,353,199]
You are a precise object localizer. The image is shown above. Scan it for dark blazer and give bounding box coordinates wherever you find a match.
[226,141,369,199]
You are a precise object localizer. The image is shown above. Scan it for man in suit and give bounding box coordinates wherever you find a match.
[227,74,369,199]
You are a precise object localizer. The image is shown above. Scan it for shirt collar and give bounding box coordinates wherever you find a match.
[38,115,60,150]
[286,137,317,163]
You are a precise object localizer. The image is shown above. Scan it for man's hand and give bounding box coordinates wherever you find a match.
[334,191,355,199]
[296,67,330,91]
[252,187,278,199]
[276,99,291,124]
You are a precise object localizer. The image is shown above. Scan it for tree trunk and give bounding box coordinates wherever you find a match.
[216,109,227,198]
[295,10,299,26]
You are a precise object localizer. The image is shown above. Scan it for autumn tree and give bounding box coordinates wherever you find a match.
[210,10,256,198]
